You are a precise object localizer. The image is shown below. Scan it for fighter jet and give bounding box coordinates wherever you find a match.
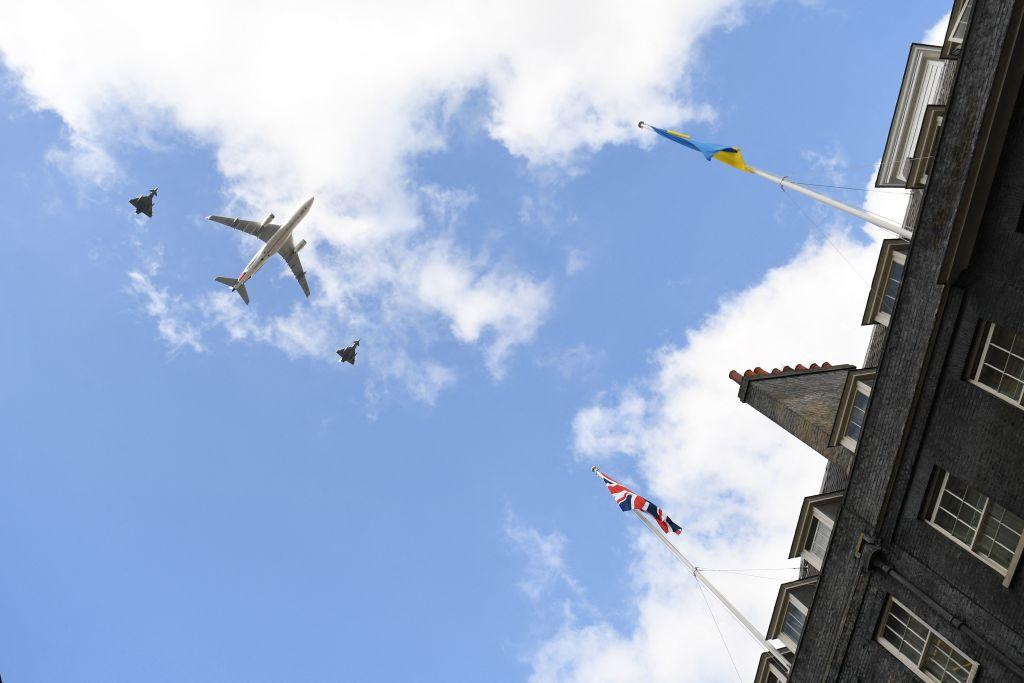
[129,187,158,217]
[336,339,359,365]
[207,197,314,304]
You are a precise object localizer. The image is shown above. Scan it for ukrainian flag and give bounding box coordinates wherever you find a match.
[640,122,751,173]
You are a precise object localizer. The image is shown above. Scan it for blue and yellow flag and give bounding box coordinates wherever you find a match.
[641,122,751,173]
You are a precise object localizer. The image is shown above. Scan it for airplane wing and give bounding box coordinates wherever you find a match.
[207,215,279,243]
[277,235,311,298]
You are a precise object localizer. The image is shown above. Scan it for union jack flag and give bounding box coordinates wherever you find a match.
[594,468,682,535]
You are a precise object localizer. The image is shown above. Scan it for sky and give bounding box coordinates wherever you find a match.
[0,2,949,681]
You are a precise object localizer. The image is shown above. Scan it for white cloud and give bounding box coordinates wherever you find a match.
[0,0,748,395]
[537,343,603,379]
[44,133,118,189]
[126,261,204,354]
[800,145,848,185]
[505,513,581,602]
[416,246,552,378]
[528,165,912,680]
[924,12,952,46]
[565,249,589,276]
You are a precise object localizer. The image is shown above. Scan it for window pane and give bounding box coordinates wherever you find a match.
[978,365,1004,391]
[997,375,1024,402]
[985,346,1010,371]
[880,260,904,315]
[934,474,983,545]
[882,602,928,664]
[1012,329,1024,357]
[924,637,973,682]
[845,389,870,445]
[976,503,1024,570]
[991,324,1017,350]
[1005,353,1024,381]
[805,517,830,560]
[781,602,806,645]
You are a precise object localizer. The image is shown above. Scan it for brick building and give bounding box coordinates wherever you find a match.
[736,2,1024,681]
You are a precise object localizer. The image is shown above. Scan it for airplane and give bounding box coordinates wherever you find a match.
[207,197,314,304]
[336,339,359,365]
[129,187,158,217]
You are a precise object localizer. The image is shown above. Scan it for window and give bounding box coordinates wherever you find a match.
[907,105,945,189]
[789,491,842,572]
[877,597,977,683]
[863,239,909,327]
[841,382,871,451]
[926,469,1024,584]
[970,322,1024,409]
[805,517,830,560]
[877,44,945,188]
[879,253,906,320]
[780,601,806,647]
[830,369,877,453]
[942,0,974,58]
[753,651,791,683]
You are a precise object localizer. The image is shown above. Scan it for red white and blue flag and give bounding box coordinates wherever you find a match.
[594,468,682,535]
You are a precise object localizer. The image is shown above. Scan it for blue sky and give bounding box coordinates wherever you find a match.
[1,2,947,681]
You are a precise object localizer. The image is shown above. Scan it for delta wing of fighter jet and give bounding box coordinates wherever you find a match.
[207,197,314,304]
[129,188,158,217]
[336,339,359,365]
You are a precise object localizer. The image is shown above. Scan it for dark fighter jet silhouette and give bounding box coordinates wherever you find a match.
[129,187,158,218]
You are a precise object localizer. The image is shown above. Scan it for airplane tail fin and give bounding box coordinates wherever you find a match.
[214,276,250,305]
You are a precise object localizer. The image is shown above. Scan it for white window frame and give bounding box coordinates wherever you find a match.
[801,509,834,571]
[876,597,979,683]
[926,469,1024,587]
[754,651,790,683]
[764,661,787,683]
[970,322,1024,410]
[840,381,872,452]
[874,250,908,326]
[777,596,809,652]
[945,0,973,51]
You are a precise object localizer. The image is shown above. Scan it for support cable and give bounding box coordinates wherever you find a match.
[693,575,744,683]
[782,187,869,286]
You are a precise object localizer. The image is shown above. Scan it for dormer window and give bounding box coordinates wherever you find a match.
[790,491,844,572]
[863,239,910,327]
[830,369,877,452]
[906,105,945,189]
[781,602,806,646]
[942,0,974,59]
[844,385,870,449]
[754,650,792,683]
[805,517,830,560]
[878,44,945,188]
[767,577,818,653]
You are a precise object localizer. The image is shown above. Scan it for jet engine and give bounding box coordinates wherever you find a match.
[294,239,307,253]
[261,213,275,227]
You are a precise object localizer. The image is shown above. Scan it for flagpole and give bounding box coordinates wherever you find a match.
[592,467,791,671]
[746,166,912,240]
[638,121,912,241]
[628,508,793,673]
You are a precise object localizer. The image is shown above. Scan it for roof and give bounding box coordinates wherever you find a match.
[729,362,835,385]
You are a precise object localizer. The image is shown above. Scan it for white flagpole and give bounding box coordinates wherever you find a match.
[593,467,791,673]
[638,121,912,241]
[629,509,793,674]
[747,166,912,240]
